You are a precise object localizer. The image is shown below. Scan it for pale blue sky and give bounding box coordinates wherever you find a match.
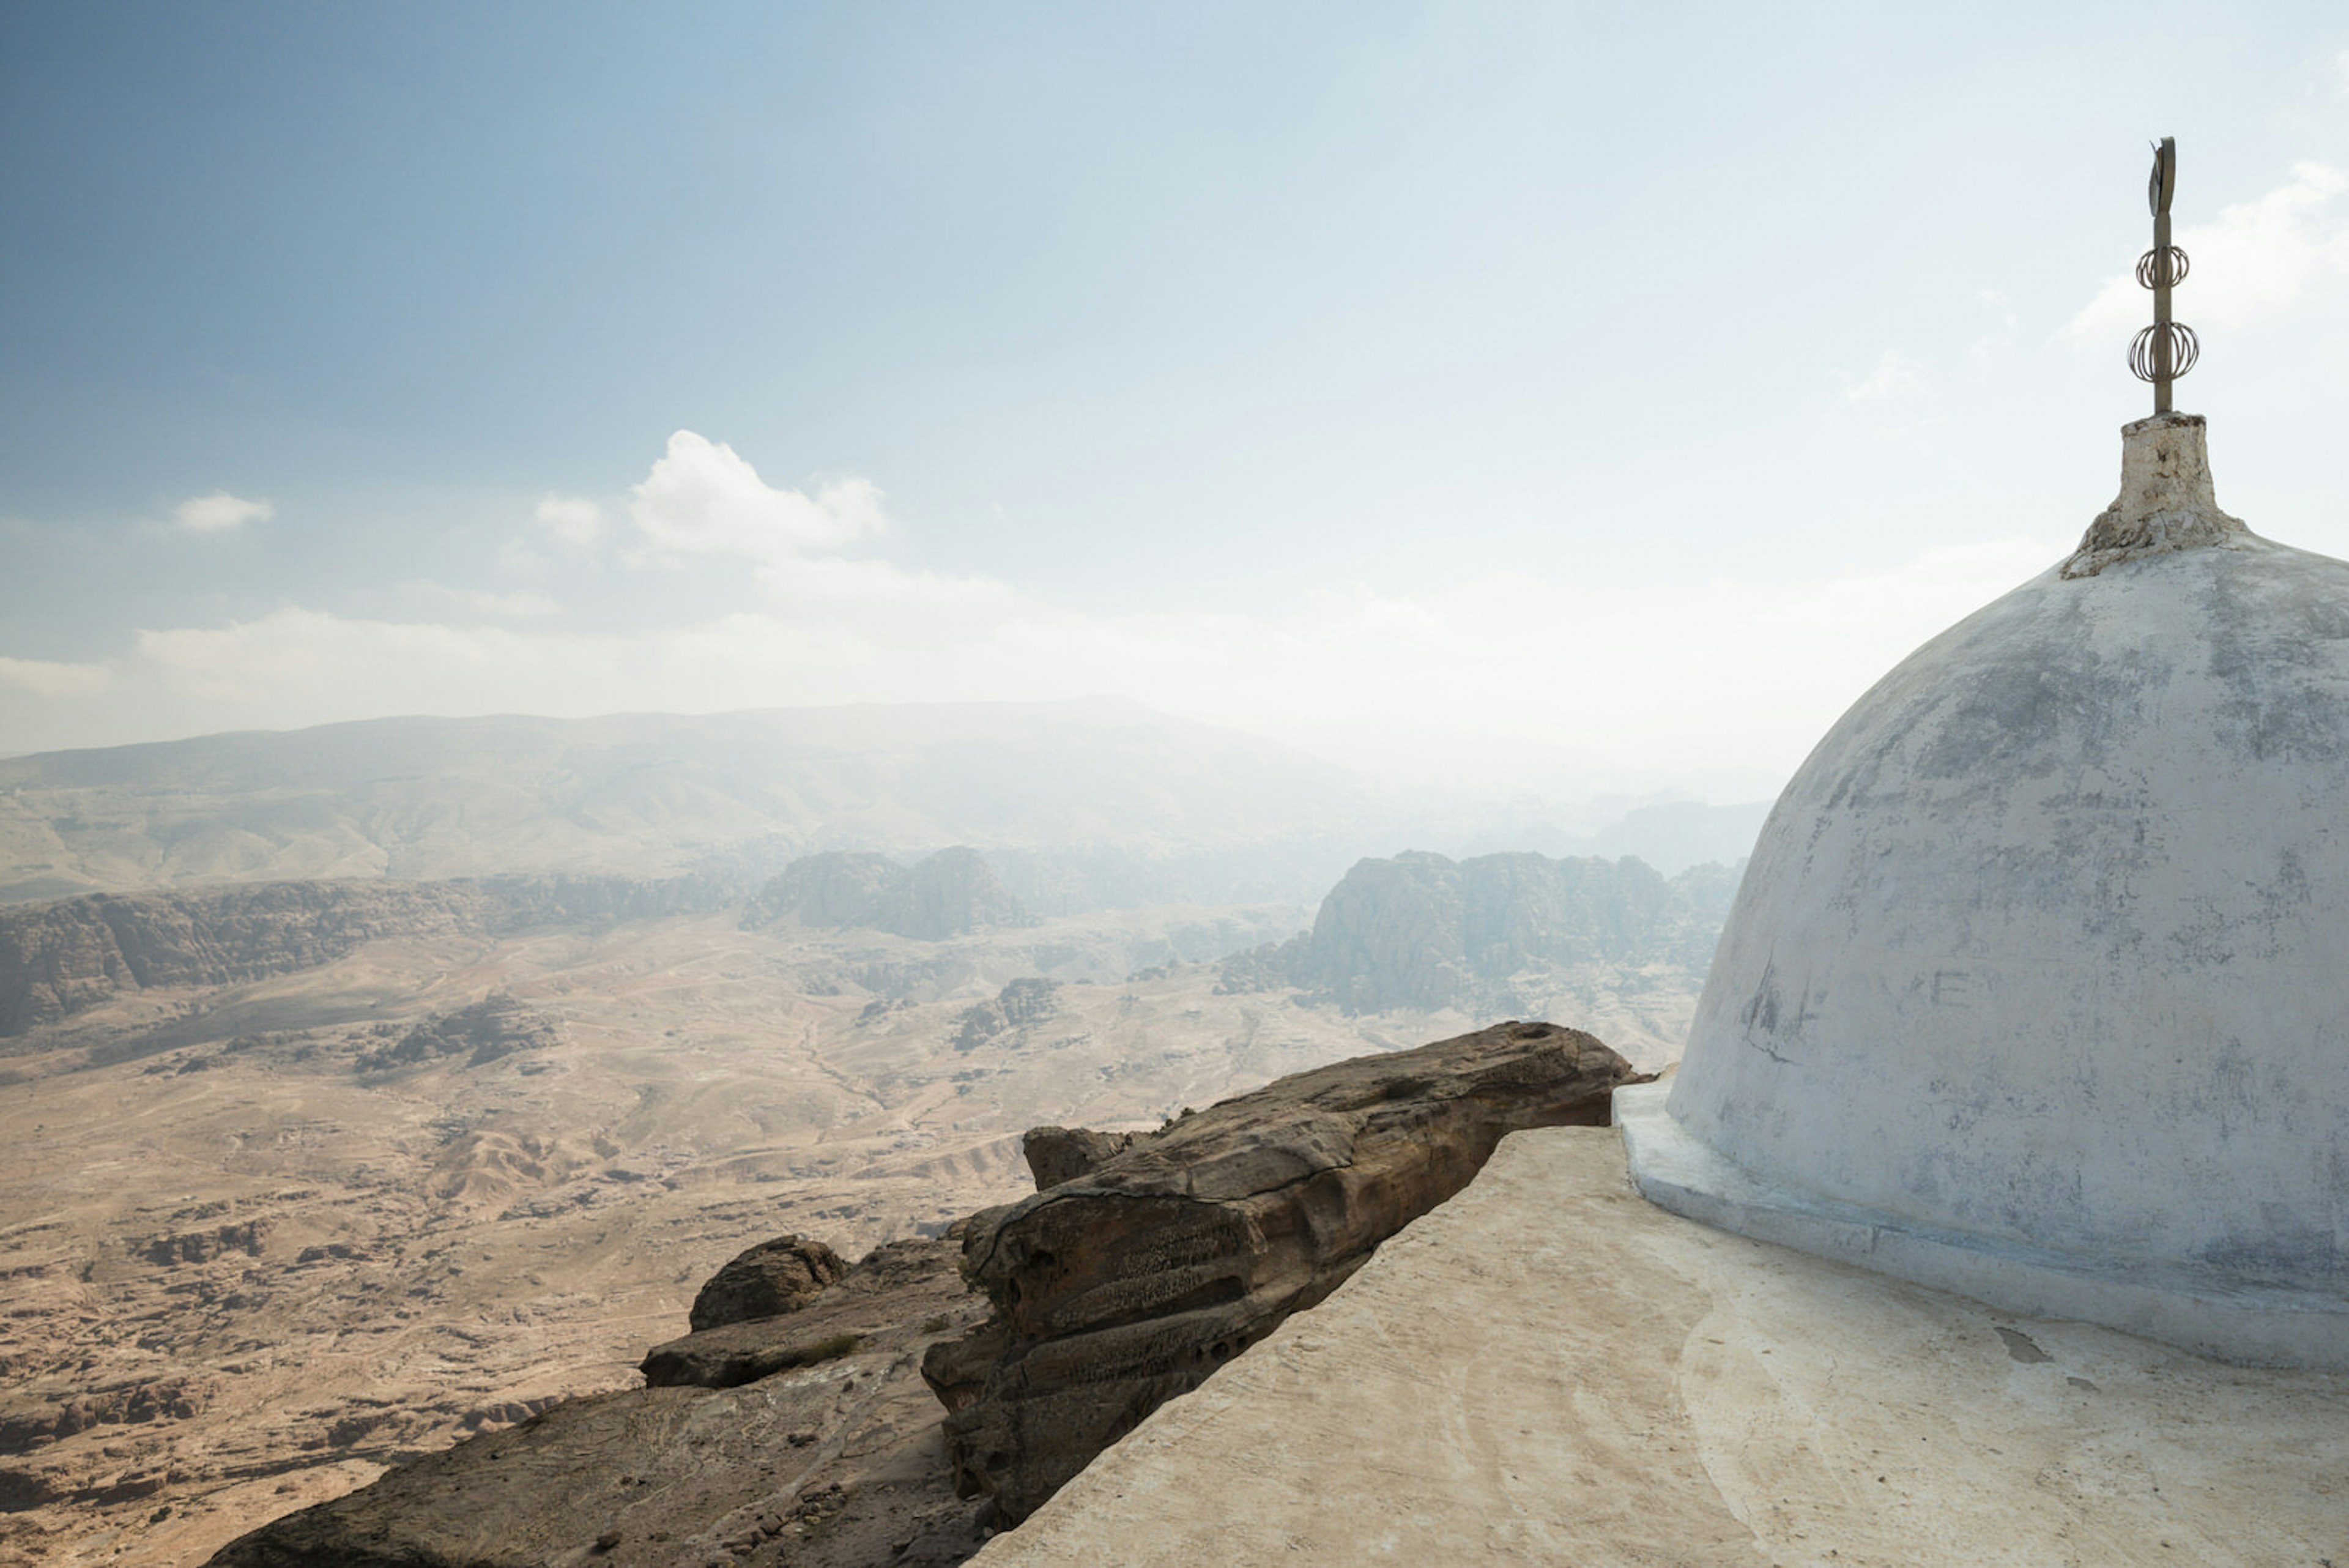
[6,3,2348,792]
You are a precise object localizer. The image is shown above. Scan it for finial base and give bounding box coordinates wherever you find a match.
[2061,412,2249,579]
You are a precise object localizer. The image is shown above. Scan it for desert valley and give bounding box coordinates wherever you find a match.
[0,704,1745,1566]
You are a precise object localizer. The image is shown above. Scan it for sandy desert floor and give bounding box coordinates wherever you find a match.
[0,907,1696,1567]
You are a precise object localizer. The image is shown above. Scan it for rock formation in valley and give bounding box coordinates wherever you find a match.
[1220,849,1735,1014]
[949,978,1060,1053]
[892,847,1026,940]
[354,994,563,1072]
[0,874,736,1037]
[0,881,486,1036]
[744,852,908,931]
[746,847,1028,940]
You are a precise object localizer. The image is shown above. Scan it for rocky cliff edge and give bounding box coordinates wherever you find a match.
[205,1020,1644,1566]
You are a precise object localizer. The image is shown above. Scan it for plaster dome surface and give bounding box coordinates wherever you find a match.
[1619,414,2349,1365]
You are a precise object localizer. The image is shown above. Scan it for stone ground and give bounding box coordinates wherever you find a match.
[978,1126,2349,1568]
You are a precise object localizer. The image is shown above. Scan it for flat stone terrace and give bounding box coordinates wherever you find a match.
[976,1126,2349,1567]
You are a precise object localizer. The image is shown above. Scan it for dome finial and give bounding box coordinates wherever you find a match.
[2059,410,2247,579]
[2129,136,2198,414]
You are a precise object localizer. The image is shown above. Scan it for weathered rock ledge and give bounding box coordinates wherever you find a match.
[926,1019,1642,1522]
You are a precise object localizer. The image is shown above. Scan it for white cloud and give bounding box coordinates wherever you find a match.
[0,429,2075,789]
[752,552,1018,614]
[629,431,885,563]
[2067,162,2349,340]
[416,584,562,619]
[0,654,111,699]
[495,538,552,574]
[535,492,607,549]
[1968,290,2017,369]
[1866,413,1959,456]
[1840,349,1924,403]
[171,491,275,534]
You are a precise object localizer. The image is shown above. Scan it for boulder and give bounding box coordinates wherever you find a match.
[686,1234,847,1332]
[1020,1127,1135,1191]
[922,1019,1646,1522]
[648,1238,950,1388]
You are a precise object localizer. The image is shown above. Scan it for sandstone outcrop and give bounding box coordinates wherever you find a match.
[0,874,737,1036]
[1219,849,1735,1013]
[951,978,1059,1052]
[0,881,485,1036]
[685,1234,848,1334]
[1019,1127,1134,1190]
[745,851,909,931]
[142,1220,269,1266]
[355,993,563,1072]
[746,847,1027,941]
[0,1375,213,1453]
[922,1019,1646,1522]
[894,847,1025,940]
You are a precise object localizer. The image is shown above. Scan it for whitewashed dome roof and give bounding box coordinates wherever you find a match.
[1618,414,2349,1367]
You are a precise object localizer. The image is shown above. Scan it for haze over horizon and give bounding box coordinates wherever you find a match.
[7,4,2349,793]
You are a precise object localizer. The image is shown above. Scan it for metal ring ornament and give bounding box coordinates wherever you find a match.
[2128,321,2200,385]
[2134,245,2190,291]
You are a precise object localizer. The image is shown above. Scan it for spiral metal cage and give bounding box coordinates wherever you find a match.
[2129,321,2200,385]
[2134,245,2190,291]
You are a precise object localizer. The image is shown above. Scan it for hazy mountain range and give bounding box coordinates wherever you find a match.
[0,699,1770,907]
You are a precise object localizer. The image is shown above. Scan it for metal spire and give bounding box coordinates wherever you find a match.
[2128,136,2198,415]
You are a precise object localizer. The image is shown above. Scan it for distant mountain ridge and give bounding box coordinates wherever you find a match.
[0,699,1373,906]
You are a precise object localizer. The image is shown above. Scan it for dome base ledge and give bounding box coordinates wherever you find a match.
[1614,1082,2349,1370]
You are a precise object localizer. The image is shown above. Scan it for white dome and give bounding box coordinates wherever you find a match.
[1618,414,2349,1366]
